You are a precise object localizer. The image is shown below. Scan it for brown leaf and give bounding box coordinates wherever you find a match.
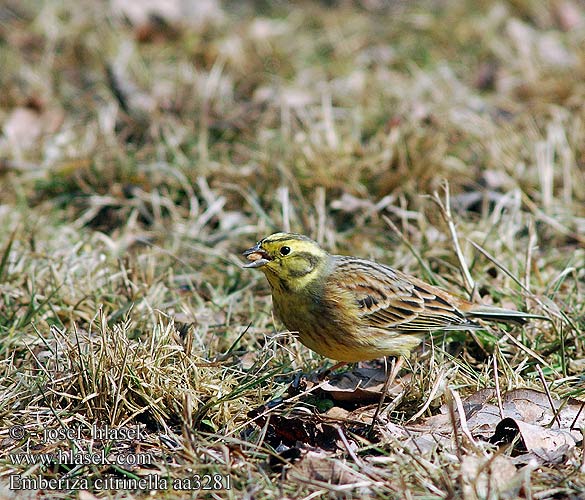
[248,407,339,450]
[268,444,302,472]
[432,388,585,440]
[408,412,451,433]
[405,388,585,459]
[502,389,585,438]
[320,367,408,403]
[460,455,520,500]
[400,431,452,455]
[291,450,366,487]
[412,389,498,437]
[324,406,351,420]
[490,418,577,462]
[466,404,504,439]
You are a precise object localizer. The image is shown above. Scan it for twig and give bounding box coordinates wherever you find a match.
[535,365,561,428]
[369,356,404,432]
[450,387,479,449]
[446,389,462,460]
[337,426,364,467]
[569,401,585,431]
[493,353,504,420]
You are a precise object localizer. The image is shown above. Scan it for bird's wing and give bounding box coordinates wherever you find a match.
[331,257,478,332]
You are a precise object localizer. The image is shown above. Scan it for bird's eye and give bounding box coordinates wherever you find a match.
[280,246,291,256]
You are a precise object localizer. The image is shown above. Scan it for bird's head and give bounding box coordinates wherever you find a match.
[242,232,329,290]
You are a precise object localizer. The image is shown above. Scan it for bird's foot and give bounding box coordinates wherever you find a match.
[316,361,349,381]
[368,356,405,433]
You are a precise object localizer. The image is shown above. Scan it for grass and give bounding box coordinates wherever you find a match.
[0,0,584,498]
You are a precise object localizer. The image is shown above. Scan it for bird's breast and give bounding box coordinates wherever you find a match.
[271,285,365,357]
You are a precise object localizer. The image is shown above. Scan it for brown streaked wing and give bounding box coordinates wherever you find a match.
[331,256,478,332]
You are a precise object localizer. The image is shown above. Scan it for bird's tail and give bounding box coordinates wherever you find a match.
[466,305,548,325]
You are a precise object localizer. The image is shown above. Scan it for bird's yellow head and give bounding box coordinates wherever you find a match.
[242,232,329,291]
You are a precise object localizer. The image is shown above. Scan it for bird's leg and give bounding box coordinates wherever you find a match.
[317,361,348,380]
[369,356,405,431]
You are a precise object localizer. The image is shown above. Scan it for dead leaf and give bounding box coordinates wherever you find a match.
[439,387,496,414]
[320,367,408,403]
[401,432,452,455]
[412,389,499,437]
[268,443,302,472]
[466,404,505,439]
[502,389,585,438]
[248,407,338,450]
[490,418,577,456]
[433,388,585,441]
[402,388,584,461]
[408,412,451,433]
[324,406,351,420]
[291,450,366,487]
[511,445,575,466]
[460,455,520,500]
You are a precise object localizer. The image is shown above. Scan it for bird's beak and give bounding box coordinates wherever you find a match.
[242,243,271,268]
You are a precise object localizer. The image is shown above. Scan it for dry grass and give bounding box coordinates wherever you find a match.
[0,0,584,498]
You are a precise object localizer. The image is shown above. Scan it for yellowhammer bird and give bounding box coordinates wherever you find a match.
[243,232,543,363]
